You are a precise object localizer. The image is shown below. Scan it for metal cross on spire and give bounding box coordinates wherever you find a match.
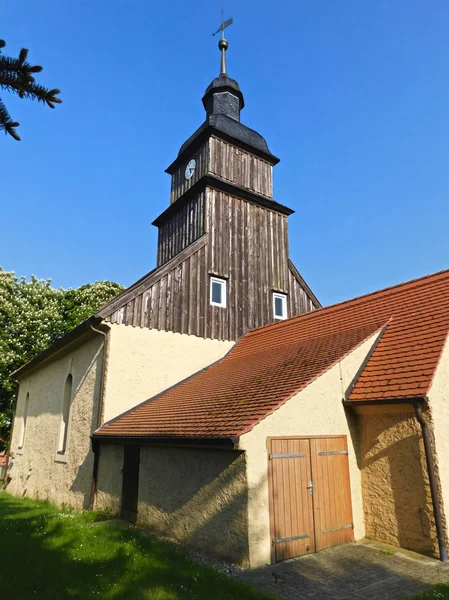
[212,10,233,75]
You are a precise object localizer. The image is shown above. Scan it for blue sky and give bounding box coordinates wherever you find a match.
[2,0,449,306]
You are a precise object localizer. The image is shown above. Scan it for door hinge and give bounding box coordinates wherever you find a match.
[269,452,305,460]
[322,523,353,534]
[272,533,309,545]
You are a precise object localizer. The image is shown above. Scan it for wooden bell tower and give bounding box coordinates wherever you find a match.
[100,24,320,340]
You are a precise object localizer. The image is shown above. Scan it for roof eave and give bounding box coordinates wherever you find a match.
[11,315,105,379]
[92,434,240,451]
[343,395,428,407]
[166,127,279,175]
[153,175,293,228]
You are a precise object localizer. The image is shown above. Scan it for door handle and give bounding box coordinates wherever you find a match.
[306,480,313,496]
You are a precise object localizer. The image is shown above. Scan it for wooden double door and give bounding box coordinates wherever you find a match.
[268,436,354,563]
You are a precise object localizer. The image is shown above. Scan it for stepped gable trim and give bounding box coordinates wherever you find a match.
[166,125,279,175]
[96,234,209,319]
[288,260,321,308]
[152,174,293,229]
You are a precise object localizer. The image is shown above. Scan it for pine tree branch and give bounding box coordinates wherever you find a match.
[17,82,62,107]
[0,71,22,93]
[0,38,61,140]
[0,97,20,141]
[1,70,61,107]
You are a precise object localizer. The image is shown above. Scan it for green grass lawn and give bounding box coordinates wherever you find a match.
[0,492,274,600]
[410,585,449,599]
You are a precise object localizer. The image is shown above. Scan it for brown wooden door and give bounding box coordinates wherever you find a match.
[268,438,316,562]
[121,445,140,523]
[268,436,354,563]
[310,437,354,551]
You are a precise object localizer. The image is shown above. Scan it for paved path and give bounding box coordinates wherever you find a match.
[237,541,449,599]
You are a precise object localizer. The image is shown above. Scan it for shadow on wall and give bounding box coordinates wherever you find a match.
[68,354,104,510]
[7,342,104,512]
[355,412,436,556]
[136,447,256,567]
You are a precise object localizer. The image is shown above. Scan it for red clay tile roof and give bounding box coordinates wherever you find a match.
[0,452,7,467]
[95,269,449,440]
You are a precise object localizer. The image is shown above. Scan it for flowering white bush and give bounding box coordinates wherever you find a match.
[0,268,123,449]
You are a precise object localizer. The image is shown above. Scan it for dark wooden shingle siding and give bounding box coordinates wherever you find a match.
[157,191,206,267]
[170,141,209,204]
[170,136,272,205]
[209,137,273,198]
[106,188,318,340]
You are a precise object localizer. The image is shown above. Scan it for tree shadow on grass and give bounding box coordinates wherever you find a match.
[0,494,271,600]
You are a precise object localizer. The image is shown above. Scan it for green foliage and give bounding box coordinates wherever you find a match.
[60,282,123,334]
[0,38,61,141]
[0,268,123,449]
[0,493,274,600]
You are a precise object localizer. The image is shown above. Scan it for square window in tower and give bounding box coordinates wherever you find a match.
[210,277,227,308]
[273,292,288,320]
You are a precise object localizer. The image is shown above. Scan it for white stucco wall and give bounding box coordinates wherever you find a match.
[8,334,104,509]
[8,323,233,508]
[102,324,234,423]
[427,332,449,550]
[239,331,382,568]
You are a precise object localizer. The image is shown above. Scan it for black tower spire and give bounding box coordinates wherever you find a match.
[174,17,278,165]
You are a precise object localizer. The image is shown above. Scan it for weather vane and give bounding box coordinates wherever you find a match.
[212,10,233,75]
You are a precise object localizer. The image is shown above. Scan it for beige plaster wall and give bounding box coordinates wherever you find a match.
[137,447,249,566]
[102,325,234,423]
[7,334,104,509]
[359,411,437,556]
[95,443,123,514]
[239,331,382,567]
[427,333,449,553]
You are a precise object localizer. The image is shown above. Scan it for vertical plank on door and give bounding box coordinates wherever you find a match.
[310,436,354,551]
[268,438,316,562]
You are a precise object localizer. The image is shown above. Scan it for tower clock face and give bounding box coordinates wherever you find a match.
[185,159,196,180]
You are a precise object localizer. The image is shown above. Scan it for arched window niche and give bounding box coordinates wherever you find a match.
[57,374,73,455]
[18,392,30,449]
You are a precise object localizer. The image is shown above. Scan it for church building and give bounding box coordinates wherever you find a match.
[6,28,449,569]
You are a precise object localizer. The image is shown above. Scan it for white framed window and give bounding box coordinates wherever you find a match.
[273,292,288,320]
[18,392,30,449]
[57,374,73,455]
[210,276,227,308]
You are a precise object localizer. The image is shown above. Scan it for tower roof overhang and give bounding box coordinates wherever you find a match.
[152,174,293,229]
[166,118,280,175]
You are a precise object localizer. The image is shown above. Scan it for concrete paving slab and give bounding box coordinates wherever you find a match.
[236,541,449,600]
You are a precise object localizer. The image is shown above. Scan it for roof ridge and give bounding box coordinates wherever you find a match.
[244,267,449,340]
